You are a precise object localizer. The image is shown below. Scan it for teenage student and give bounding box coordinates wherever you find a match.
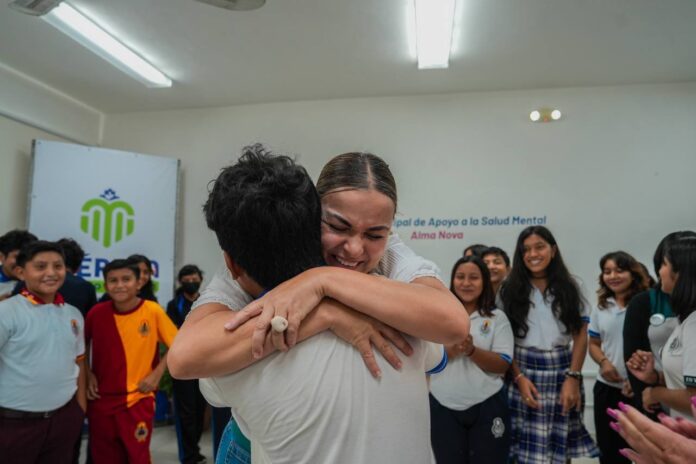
[166,265,207,464]
[500,225,598,463]
[481,246,511,294]
[0,229,37,300]
[169,147,459,463]
[625,236,696,420]
[429,255,514,463]
[85,259,178,463]
[588,251,649,464]
[623,231,696,414]
[0,241,86,463]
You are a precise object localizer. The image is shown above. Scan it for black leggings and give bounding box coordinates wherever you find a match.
[593,381,631,464]
[430,388,511,464]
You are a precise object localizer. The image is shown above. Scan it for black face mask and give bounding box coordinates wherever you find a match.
[181,281,201,295]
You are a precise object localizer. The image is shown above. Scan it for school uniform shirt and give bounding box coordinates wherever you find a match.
[430,308,514,411]
[194,232,443,311]
[199,278,445,464]
[0,292,84,411]
[515,286,591,350]
[85,299,178,414]
[661,311,696,420]
[589,298,628,389]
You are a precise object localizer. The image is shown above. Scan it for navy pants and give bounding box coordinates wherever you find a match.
[430,388,511,464]
[593,381,631,464]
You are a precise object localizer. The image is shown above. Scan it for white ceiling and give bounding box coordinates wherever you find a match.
[1,0,695,114]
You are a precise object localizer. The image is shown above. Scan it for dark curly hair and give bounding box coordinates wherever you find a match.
[597,251,650,309]
[204,144,323,289]
[0,229,38,255]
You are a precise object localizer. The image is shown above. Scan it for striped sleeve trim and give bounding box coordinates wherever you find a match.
[426,348,448,375]
[499,353,513,364]
[581,316,591,323]
[588,329,601,338]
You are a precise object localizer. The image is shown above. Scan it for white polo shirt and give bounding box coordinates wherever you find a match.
[661,311,696,420]
[0,294,84,411]
[430,308,514,411]
[515,286,590,350]
[588,299,627,389]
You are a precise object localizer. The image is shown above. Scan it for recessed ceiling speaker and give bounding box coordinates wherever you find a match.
[195,0,265,11]
[8,0,62,16]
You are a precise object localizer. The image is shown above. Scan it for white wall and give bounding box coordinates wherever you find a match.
[101,82,696,293]
[0,115,70,233]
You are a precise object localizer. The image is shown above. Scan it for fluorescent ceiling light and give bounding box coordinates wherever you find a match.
[415,0,456,69]
[43,3,172,88]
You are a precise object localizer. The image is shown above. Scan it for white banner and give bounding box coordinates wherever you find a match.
[28,140,179,306]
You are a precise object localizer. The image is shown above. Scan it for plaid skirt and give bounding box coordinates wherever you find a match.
[508,345,599,464]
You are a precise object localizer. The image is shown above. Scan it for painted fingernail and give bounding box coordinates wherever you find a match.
[396,362,402,370]
[691,396,696,407]
[658,412,668,420]
[618,401,629,412]
[610,422,621,433]
[606,408,619,420]
[619,449,630,458]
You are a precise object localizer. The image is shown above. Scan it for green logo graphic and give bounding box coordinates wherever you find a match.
[80,189,135,248]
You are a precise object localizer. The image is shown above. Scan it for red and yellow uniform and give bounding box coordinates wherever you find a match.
[86,299,178,463]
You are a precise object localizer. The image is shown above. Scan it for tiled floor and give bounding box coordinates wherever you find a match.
[82,424,600,463]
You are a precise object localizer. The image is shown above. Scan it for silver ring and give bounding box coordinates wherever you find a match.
[271,316,289,333]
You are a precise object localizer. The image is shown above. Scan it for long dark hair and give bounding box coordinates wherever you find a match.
[500,226,585,338]
[597,251,650,309]
[127,254,157,302]
[652,231,696,287]
[450,256,496,317]
[665,237,696,322]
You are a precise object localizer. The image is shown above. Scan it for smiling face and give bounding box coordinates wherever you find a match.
[105,268,141,306]
[452,262,484,308]
[320,189,395,274]
[137,261,152,289]
[601,259,632,296]
[15,251,66,302]
[522,234,556,277]
[483,253,509,286]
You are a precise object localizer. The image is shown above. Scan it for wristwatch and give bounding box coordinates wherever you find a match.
[565,370,583,380]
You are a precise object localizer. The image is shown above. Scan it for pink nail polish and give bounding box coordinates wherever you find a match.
[691,396,696,407]
[619,449,630,458]
[618,401,629,412]
[610,421,621,433]
[606,408,619,419]
[658,412,667,420]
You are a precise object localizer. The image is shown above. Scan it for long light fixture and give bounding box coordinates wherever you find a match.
[43,3,172,88]
[414,0,456,69]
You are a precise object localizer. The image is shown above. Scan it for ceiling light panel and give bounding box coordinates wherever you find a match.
[415,0,456,69]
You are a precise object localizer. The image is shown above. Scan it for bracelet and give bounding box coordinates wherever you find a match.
[565,371,583,381]
[465,346,476,357]
[598,357,608,365]
[514,373,525,383]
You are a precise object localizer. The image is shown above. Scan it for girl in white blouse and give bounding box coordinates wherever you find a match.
[500,226,598,464]
[626,236,696,420]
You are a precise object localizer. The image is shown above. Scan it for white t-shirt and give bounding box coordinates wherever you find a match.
[515,286,590,350]
[588,299,627,389]
[661,311,696,420]
[201,331,443,464]
[430,308,513,411]
[193,233,443,311]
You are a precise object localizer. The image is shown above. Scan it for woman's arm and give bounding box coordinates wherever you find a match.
[168,299,411,379]
[559,324,588,414]
[589,337,624,384]
[231,267,469,353]
[649,386,696,416]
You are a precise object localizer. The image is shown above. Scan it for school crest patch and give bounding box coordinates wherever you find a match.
[138,320,150,337]
[669,336,682,353]
[71,319,79,337]
[480,320,491,335]
[491,417,505,438]
[134,421,149,442]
